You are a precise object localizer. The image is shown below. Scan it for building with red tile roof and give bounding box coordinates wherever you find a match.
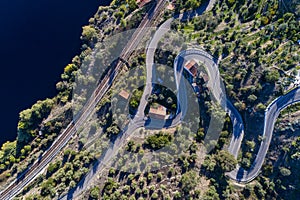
[119,90,130,100]
[148,105,166,119]
[184,60,198,77]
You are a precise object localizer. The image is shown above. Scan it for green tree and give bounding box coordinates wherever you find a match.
[261,16,269,25]
[24,145,31,152]
[151,192,159,199]
[107,125,120,136]
[47,162,60,175]
[227,0,235,6]
[215,150,237,172]
[64,64,78,76]
[247,94,257,103]
[81,26,97,42]
[279,167,291,176]
[127,0,138,11]
[17,99,54,144]
[41,178,55,196]
[103,178,118,194]
[203,186,220,200]
[195,128,205,142]
[90,186,100,199]
[180,170,199,193]
[246,140,255,150]
[264,69,280,83]
[185,0,201,10]
[256,103,266,112]
[145,132,173,150]
[129,89,143,110]
[174,191,182,199]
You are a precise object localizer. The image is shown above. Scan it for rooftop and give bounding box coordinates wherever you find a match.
[136,0,152,7]
[167,3,175,10]
[149,105,166,119]
[185,60,198,77]
[119,90,130,100]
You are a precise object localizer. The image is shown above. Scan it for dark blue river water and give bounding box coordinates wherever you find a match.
[0,0,111,145]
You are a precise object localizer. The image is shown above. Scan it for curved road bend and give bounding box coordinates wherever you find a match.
[227,87,300,182]
[61,1,222,199]
[174,49,245,160]
[59,0,170,199]
[3,0,293,199]
[68,0,300,187]
[178,51,300,184]
[166,2,300,183]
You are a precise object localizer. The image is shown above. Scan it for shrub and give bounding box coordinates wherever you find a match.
[145,132,173,150]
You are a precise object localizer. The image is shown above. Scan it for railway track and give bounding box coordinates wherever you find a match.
[0,0,167,199]
[0,122,76,199]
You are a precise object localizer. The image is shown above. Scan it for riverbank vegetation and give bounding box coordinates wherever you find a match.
[1,0,299,199]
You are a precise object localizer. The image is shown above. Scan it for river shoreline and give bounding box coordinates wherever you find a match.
[0,0,111,145]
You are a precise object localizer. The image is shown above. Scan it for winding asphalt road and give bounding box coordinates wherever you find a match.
[60,3,216,199]
[2,1,298,199]
[177,49,300,184]
[62,0,299,187]
[226,88,300,182]
[138,0,300,184]
[174,49,245,158]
